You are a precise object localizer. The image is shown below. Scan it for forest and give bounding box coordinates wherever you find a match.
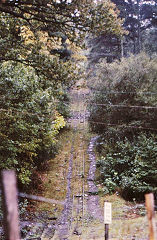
[0,0,156,229]
[0,0,157,239]
[0,0,156,198]
[0,0,123,187]
[87,0,157,200]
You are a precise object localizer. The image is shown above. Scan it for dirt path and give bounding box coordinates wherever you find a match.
[51,86,104,240]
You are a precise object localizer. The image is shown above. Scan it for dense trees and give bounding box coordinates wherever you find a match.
[0,62,67,186]
[112,0,157,55]
[0,0,123,187]
[88,53,157,200]
[89,53,157,135]
[0,1,124,78]
[0,0,124,84]
[86,0,157,67]
[86,1,157,201]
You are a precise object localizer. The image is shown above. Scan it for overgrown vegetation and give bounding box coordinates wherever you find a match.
[0,62,68,186]
[0,0,124,188]
[97,134,157,200]
[88,53,157,200]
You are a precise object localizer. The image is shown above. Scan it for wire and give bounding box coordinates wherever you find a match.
[88,121,157,131]
[88,88,157,95]
[88,103,157,110]
[0,189,64,205]
[55,99,157,110]
[18,192,64,205]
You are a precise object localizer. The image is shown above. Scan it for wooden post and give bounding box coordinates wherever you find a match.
[145,193,157,240]
[105,224,109,240]
[1,170,21,240]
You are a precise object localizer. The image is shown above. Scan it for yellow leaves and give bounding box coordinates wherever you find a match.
[53,113,66,131]
[108,8,117,16]
[90,0,125,37]
[20,26,36,46]
[37,31,65,57]
[19,141,39,153]
[50,37,62,49]
[20,25,63,57]
[37,31,49,55]
[72,53,87,61]
[38,31,60,55]
[38,31,49,40]
[45,112,66,144]
[0,131,8,139]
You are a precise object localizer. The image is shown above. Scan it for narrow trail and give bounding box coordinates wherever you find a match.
[52,86,104,240]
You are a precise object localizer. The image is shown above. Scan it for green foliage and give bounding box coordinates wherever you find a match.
[0,62,66,187]
[89,53,157,138]
[0,0,124,189]
[97,134,157,200]
[141,28,157,55]
[55,90,70,119]
[88,53,157,200]
[0,0,124,78]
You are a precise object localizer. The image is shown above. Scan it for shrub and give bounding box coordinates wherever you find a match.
[88,53,157,200]
[97,134,157,200]
[88,53,157,139]
[0,62,66,187]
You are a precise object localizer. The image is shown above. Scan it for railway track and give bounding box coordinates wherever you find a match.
[52,88,89,240]
[21,87,104,240]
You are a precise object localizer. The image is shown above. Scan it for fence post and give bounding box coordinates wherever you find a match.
[105,223,109,240]
[145,193,157,240]
[1,170,21,240]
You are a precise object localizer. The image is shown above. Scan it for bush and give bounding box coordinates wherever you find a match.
[56,90,70,119]
[88,53,157,200]
[0,62,66,187]
[89,53,157,139]
[97,134,157,200]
